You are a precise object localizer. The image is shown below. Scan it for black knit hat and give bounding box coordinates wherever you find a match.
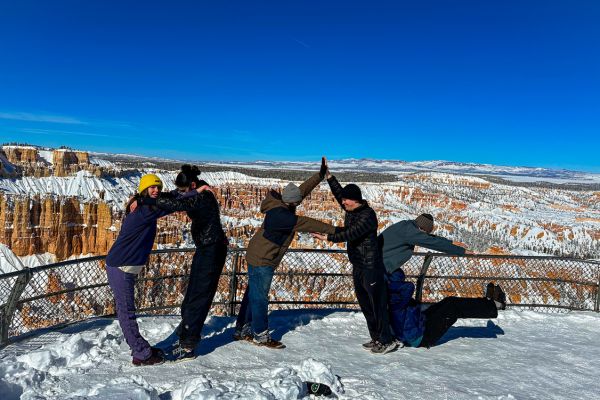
[415,213,434,233]
[340,184,362,201]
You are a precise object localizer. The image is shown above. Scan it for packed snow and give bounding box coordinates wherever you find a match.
[1,309,599,399]
[0,244,25,274]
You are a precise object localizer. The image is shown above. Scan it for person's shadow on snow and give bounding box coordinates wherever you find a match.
[433,320,505,346]
[195,308,346,356]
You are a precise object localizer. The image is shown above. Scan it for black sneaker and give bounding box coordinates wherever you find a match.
[494,284,507,310]
[362,340,377,350]
[132,347,165,366]
[485,282,495,300]
[370,341,399,354]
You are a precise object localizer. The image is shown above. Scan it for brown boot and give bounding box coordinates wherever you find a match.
[132,347,165,366]
[252,337,286,349]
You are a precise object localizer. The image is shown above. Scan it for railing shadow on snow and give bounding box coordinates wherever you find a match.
[1,248,599,347]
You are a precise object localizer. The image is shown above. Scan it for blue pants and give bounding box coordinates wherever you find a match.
[106,266,151,360]
[235,264,274,337]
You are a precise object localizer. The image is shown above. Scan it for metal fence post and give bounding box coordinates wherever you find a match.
[415,253,434,303]
[0,269,33,346]
[227,252,240,316]
[595,270,600,312]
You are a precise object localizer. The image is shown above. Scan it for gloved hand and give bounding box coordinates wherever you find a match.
[319,157,328,179]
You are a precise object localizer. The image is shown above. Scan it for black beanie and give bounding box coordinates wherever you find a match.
[340,184,362,201]
[415,213,434,233]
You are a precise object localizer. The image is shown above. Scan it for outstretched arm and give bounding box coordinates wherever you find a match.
[297,157,329,200]
[324,215,373,243]
[138,190,212,213]
[294,216,337,234]
[411,230,467,255]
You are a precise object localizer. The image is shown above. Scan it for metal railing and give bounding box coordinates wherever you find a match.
[1,248,599,347]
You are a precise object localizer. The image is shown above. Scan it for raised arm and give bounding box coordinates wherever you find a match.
[327,175,344,208]
[297,157,328,200]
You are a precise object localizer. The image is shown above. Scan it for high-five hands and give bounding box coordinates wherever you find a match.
[320,156,331,179]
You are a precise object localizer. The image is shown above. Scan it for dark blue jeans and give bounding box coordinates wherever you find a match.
[235,264,274,338]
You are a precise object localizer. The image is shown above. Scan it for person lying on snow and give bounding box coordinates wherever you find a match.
[379,213,506,348]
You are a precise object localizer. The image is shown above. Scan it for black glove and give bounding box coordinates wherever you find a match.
[319,157,327,178]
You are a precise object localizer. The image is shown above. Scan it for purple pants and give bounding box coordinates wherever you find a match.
[106,266,151,360]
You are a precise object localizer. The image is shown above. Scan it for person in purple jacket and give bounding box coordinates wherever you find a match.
[105,174,204,366]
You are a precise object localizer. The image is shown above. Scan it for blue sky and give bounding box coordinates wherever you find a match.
[1,1,599,172]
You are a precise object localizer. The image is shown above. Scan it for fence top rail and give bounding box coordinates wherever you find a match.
[0,248,598,280]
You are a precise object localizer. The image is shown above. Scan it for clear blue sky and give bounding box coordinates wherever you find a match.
[1,1,599,172]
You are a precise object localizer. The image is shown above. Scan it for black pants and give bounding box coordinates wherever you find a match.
[420,296,498,347]
[177,239,228,346]
[353,267,393,344]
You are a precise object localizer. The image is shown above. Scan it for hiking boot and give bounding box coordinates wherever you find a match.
[233,323,253,341]
[233,330,253,341]
[370,341,399,355]
[494,284,507,310]
[362,339,377,350]
[132,347,165,366]
[252,337,286,349]
[485,282,495,300]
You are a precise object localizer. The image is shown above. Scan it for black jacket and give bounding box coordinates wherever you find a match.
[326,176,382,270]
[139,190,225,247]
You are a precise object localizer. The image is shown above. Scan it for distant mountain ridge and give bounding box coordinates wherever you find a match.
[208,158,600,185]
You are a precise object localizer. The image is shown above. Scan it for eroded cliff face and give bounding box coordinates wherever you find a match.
[52,150,91,177]
[1,145,101,177]
[0,194,120,259]
[1,145,599,262]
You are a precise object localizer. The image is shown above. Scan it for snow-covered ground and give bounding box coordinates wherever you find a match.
[1,309,599,399]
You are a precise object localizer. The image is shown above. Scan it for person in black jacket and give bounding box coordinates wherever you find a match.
[137,165,227,356]
[312,160,397,355]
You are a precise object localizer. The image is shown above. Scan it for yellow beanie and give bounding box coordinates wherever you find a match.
[138,174,163,194]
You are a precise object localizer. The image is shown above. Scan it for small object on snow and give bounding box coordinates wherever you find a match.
[305,381,333,396]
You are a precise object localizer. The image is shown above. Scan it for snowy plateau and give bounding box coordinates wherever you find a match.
[1,310,599,399]
[1,145,600,399]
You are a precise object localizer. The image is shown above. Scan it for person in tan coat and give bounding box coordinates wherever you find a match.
[234,158,336,348]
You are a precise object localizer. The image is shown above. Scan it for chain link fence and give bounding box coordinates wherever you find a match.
[1,248,599,347]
